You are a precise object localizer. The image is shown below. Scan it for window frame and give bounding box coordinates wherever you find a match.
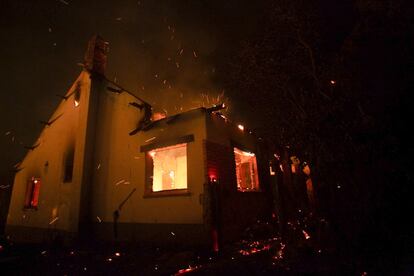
[233,146,261,192]
[142,135,194,198]
[24,177,41,209]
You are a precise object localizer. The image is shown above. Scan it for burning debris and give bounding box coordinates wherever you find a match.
[175,265,201,275]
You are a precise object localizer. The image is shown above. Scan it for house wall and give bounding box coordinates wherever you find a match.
[6,71,94,242]
[90,106,208,242]
[205,113,272,243]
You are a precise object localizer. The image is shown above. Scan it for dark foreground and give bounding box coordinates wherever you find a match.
[1,222,413,276]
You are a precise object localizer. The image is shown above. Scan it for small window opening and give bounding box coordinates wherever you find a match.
[234,147,260,191]
[63,148,75,182]
[24,177,41,209]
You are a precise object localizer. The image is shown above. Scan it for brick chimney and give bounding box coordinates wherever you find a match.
[84,35,109,75]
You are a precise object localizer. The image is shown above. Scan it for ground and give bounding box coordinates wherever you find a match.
[2,220,412,275]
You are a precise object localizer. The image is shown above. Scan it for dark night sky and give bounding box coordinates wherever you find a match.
[0,0,356,178]
[0,0,266,175]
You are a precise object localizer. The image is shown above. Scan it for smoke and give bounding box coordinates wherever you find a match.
[100,0,228,116]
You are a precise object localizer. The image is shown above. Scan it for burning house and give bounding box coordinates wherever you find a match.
[5,36,273,248]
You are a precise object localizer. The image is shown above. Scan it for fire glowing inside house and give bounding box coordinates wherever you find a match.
[149,143,187,192]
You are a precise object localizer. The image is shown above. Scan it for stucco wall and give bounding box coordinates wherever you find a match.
[6,71,93,238]
[91,104,207,228]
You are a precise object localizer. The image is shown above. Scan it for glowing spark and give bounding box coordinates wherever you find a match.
[96,216,102,223]
[193,50,198,58]
[337,185,341,189]
[237,124,244,131]
[74,100,80,107]
[149,151,156,158]
[171,231,175,236]
[179,48,184,55]
[302,230,311,240]
[115,252,121,257]
[41,250,47,255]
[97,163,101,170]
[145,137,156,143]
[330,80,336,85]
[107,258,112,262]
[115,179,125,186]
[49,217,59,225]
[176,265,200,275]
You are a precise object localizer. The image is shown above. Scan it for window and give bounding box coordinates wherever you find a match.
[234,147,260,191]
[63,148,74,182]
[147,143,188,192]
[24,177,41,209]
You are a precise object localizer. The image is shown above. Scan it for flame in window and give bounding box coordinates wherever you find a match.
[234,148,259,191]
[149,143,187,192]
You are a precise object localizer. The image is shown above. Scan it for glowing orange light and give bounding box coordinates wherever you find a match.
[302,164,311,176]
[152,112,166,121]
[149,151,156,158]
[269,166,276,176]
[212,228,219,252]
[237,124,244,131]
